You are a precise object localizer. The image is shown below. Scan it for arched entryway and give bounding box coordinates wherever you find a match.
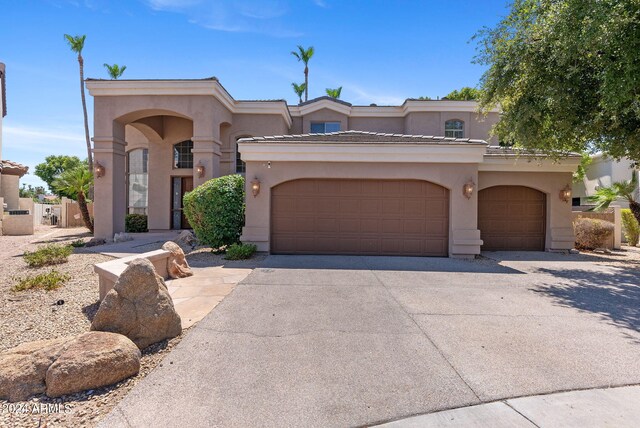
[270,178,449,256]
[478,185,546,251]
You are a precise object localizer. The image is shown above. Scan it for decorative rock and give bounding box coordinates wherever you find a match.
[85,238,106,247]
[0,332,140,402]
[113,232,133,243]
[162,241,193,279]
[91,258,182,349]
[46,332,140,398]
[174,230,197,248]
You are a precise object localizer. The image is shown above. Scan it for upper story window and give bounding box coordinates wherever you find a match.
[310,122,341,133]
[235,137,250,174]
[445,120,464,138]
[173,140,193,169]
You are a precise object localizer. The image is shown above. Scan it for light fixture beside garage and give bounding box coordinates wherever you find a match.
[251,178,261,197]
[559,185,572,203]
[463,180,475,199]
[94,161,105,178]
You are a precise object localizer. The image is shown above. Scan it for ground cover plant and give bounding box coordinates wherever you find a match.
[12,270,71,292]
[225,243,257,260]
[23,243,73,267]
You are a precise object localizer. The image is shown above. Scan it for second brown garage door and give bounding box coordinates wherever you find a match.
[478,186,546,251]
[271,179,449,256]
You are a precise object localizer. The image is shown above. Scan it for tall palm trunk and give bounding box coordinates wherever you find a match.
[78,54,93,172]
[77,190,94,233]
[630,201,640,227]
[304,66,308,102]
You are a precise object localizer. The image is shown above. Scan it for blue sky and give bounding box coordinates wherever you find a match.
[0,0,508,189]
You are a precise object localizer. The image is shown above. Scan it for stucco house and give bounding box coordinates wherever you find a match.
[572,154,639,208]
[86,78,579,257]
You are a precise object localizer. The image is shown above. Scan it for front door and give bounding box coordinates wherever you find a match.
[171,176,193,229]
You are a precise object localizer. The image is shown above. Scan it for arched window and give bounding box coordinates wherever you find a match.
[445,120,464,138]
[173,140,193,169]
[127,148,148,214]
[235,136,251,174]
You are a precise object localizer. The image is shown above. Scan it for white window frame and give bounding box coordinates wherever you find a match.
[445,120,464,138]
[310,122,341,133]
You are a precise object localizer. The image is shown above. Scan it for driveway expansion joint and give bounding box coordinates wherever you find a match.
[503,401,541,427]
[196,327,424,338]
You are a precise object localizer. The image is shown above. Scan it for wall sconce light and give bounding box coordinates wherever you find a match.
[559,185,572,203]
[462,180,475,199]
[94,161,105,178]
[196,162,205,178]
[251,177,261,197]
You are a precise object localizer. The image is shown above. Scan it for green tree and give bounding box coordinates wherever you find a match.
[474,0,640,161]
[588,171,640,225]
[19,184,46,200]
[53,165,94,233]
[34,155,84,198]
[444,87,482,100]
[103,63,127,79]
[64,34,93,172]
[325,86,342,99]
[417,96,432,100]
[291,82,306,104]
[291,45,314,102]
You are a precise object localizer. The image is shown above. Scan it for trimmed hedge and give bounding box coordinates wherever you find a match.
[125,214,148,233]
[621,208,639,246]
[183,174,245,248]
[225,243,257,260]
[573,217,614,250]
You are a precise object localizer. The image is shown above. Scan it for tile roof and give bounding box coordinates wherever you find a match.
[485,145,582,157]
[238,130,487,145]
[298,96,353,107]
[1,160,29,176]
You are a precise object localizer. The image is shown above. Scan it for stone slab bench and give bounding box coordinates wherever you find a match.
[94,249,170,300]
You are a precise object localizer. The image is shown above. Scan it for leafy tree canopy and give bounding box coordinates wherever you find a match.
[474,0,640,161]
[19,184,47,200]
[325,86,342,99]
[443,87,483,100]
[34,155,84,198]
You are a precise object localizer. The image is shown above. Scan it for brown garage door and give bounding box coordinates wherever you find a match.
[271,179,449,256]
[478,186,546,251]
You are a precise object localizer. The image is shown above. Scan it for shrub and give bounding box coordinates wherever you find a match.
[70,239,86,248]
[225,243,257,260]
[12,270,71,292]
[23,244,73,267]
[183,175,245,248]
[573,217,615,250]
[125,214,148,233]
[621,208,640,246]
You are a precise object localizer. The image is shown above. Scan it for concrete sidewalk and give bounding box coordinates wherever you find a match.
[378,385,640,427]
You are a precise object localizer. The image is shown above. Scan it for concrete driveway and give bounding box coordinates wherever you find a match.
[101,252,640,427]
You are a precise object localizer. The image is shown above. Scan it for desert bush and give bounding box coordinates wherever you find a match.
[125,214,148,233]
[12,270,71,292]
[23,244,73,267]
[225,243,257,260]
[70,239,86,248]
[183,175,245,248]
[621,208,639,246]
[573,217,615,250]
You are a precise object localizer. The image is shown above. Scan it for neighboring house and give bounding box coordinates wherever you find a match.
[572,154,639,208]
[1,62,30,212]
[86,78,579,257]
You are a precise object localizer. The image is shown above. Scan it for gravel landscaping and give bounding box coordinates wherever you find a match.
[0,228,197,427]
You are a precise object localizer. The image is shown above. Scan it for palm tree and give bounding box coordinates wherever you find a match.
[291,82,306,104]
[64,34,93,173]
[588,171,640,224]
[291,45,314,102]
[53,165,94,233]
[325,87,342,99]
[104,63,127,79]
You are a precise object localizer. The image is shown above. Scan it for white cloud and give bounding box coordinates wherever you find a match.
[143,0,301,37]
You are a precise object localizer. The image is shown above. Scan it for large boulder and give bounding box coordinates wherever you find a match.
[91,258,182,349]
[163,241,193,279]
[0,332,140,402]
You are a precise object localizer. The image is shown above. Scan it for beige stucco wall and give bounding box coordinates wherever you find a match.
[349,116,405,133]
[241,161,483,257]
[404,111,499,142]
[2,213,34,235]
[302,109,349,134]
[1,174,19,210]
[478,171,575,250]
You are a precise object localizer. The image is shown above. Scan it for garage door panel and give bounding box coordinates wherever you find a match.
[271,179,449,256]
[478,186,545,251]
